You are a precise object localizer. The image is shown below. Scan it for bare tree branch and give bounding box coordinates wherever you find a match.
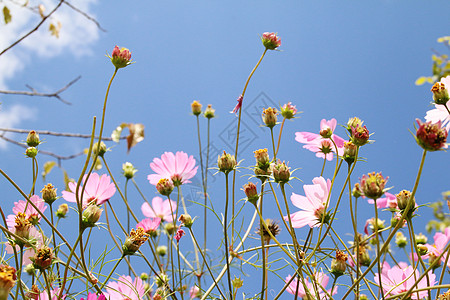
[0,0,65,57]
[64,1,106,32]
[0,127,126,141]
[0,76,81,105]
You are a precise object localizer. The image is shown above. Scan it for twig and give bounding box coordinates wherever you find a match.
[0,127,125,140]
[0,0,66,56]
[64,1,107,32]
[0,76,81,105]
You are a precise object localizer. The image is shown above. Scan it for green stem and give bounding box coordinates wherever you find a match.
[49,204,61,287]
[258,183,267,300]
[224,174,233,299]
[177,243,184,300]
[100,256,124,290]
[275,117,286,157]
[373,199,385,300]
[270,127,277,161]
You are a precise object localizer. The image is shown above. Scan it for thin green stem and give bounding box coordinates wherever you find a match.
[373,199,385,300]
[275,117,286,157]
[100,256,124,290]
[177,242,184,300]
[224,174,233,299]
[258,183,267,300]
[270,127,277,161]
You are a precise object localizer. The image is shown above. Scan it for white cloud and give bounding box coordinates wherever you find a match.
[0,104,36,149]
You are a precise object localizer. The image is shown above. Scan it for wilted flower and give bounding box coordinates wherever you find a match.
[156,178,174,196]
[261,32,281,50]
[62,173,116,208]
[280,102,297,119]
[31,246,53,270]
[122,227,149,256]
[256,219,280,244]
[243,182,259,205]
[109,46,132,69]
[0,264,16,300]
[148,151,198,186]
[174,228,185,242]
[178,214,193,229]
[359,172,388,200]
[286,177,331,228]
[191,100,202,116]
[415,119,448,151]
[217,151,236,174]
[285,272,337,298]
[141,196,177,222]
[26,130,40,147]
[272,160,290,184]
[122,162,138,179]
[262,107,278,128]
[232,277,244,289]
[105,275,145,300]
[331,250,348,277]
[231,94,243,114]
[204,104,215,119]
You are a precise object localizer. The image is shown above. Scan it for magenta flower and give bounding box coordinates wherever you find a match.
[174,228,185,242]
[374,262,435,299]
[261,32,281,50]
[136,217,161,234]
[62,173,116,208]
[110,45,132,69]
[285,272,337,298]
[295,119,345,161]
[415,119,448,151]
[80,293,106,300]
[367,192,397,209]
[286,177,331,228]
[231,94,243,114]
[148,151,198,186]
[141,196,177,222]
[105,275,145,300]
[424,227,450,268]
[8,195,47,226]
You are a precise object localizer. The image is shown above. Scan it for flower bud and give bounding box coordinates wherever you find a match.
[110,45,132,69]
[262,107,278,128]
[174,228,185,242]
[122,162,137,179]
[391,212,406,228]
[415,233,427,245]
[81,205,103,229]
[395,232,407,248]
[254,149,270,169]
[243,182,259,205]
[157,245,167,257]
[415,119,448,151]
[41,183,57,205]
[360,295,369,300]
[164,223,176,235]
[280,102,297,119]
[140,272,149,281]
[217,151,236,174]
[431,82,449,105]
[352,183,362,198]
[56,203,68,218]
[396,190,415,211]
[191,100,202,116]
[346,117,363,134]
[331,250,348,277]
[31,246,53,270]
[14,212,31,244]
[351,124,370,146]
[0,264,16,300]
[204,104,215,119]
[429,252,442,270]
[155,273,169,288]
[24,264,35,276]
[178,214,193,229]
[359,249,371,267]
[359,172,388,200]
[272,160,290,184]
[156,178,174,196]
[122,227,149,256]
[320,127,333,139]
[26,130,40,147]
[25,147,38,158]
[343,141,357,164]
[417,244,428,256]
[93,141,107,157]
[261,32,281,50]
[232,276,244,289]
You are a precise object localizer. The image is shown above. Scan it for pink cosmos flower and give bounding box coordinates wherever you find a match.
[37,288,66,300]
[231,94,243,114]
[423,227,450,268]
[367,192,397,209]
[189,285,200,299]
[285,272,337,298]
[425,103,450,131]
[148,151,198,186]
[80,293,106,300]
[105,275,145,300]
[7,195,47,227]
[136,217,161,234]
[62,173,116,208]
[295,119,346,161]
[374,261,435,299]
[141,196,177,222]
[6,226,43,265]
[286,177,331,228]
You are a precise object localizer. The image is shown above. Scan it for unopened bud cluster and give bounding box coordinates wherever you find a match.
[262,107,278,128]
[272,160,290,184]
[217,151,236,174]
[358,172,388,200]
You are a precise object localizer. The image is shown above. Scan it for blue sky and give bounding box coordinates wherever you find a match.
[1,0,450,298]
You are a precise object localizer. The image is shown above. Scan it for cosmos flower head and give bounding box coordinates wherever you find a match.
[141,196,177,223]
[148,151,198,186]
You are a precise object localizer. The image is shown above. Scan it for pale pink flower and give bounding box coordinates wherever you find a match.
[81,293,106,300]
[62,173,116,208]
[141,196,177,222]
[136,218,161,234]
[367,192,397,209]
[8,195,47,226]
[105,275,145,300]
[189,285,200,299]
[148,151,198,186]
[423,227,450,268]
[37,288,66,300]
[231,94,243,114]
[295,119,346,161]
[286,177,331,228]
[6,226,43,265]
[374,262,435,299]
[285,272,337,298]
[174,228,185,242]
